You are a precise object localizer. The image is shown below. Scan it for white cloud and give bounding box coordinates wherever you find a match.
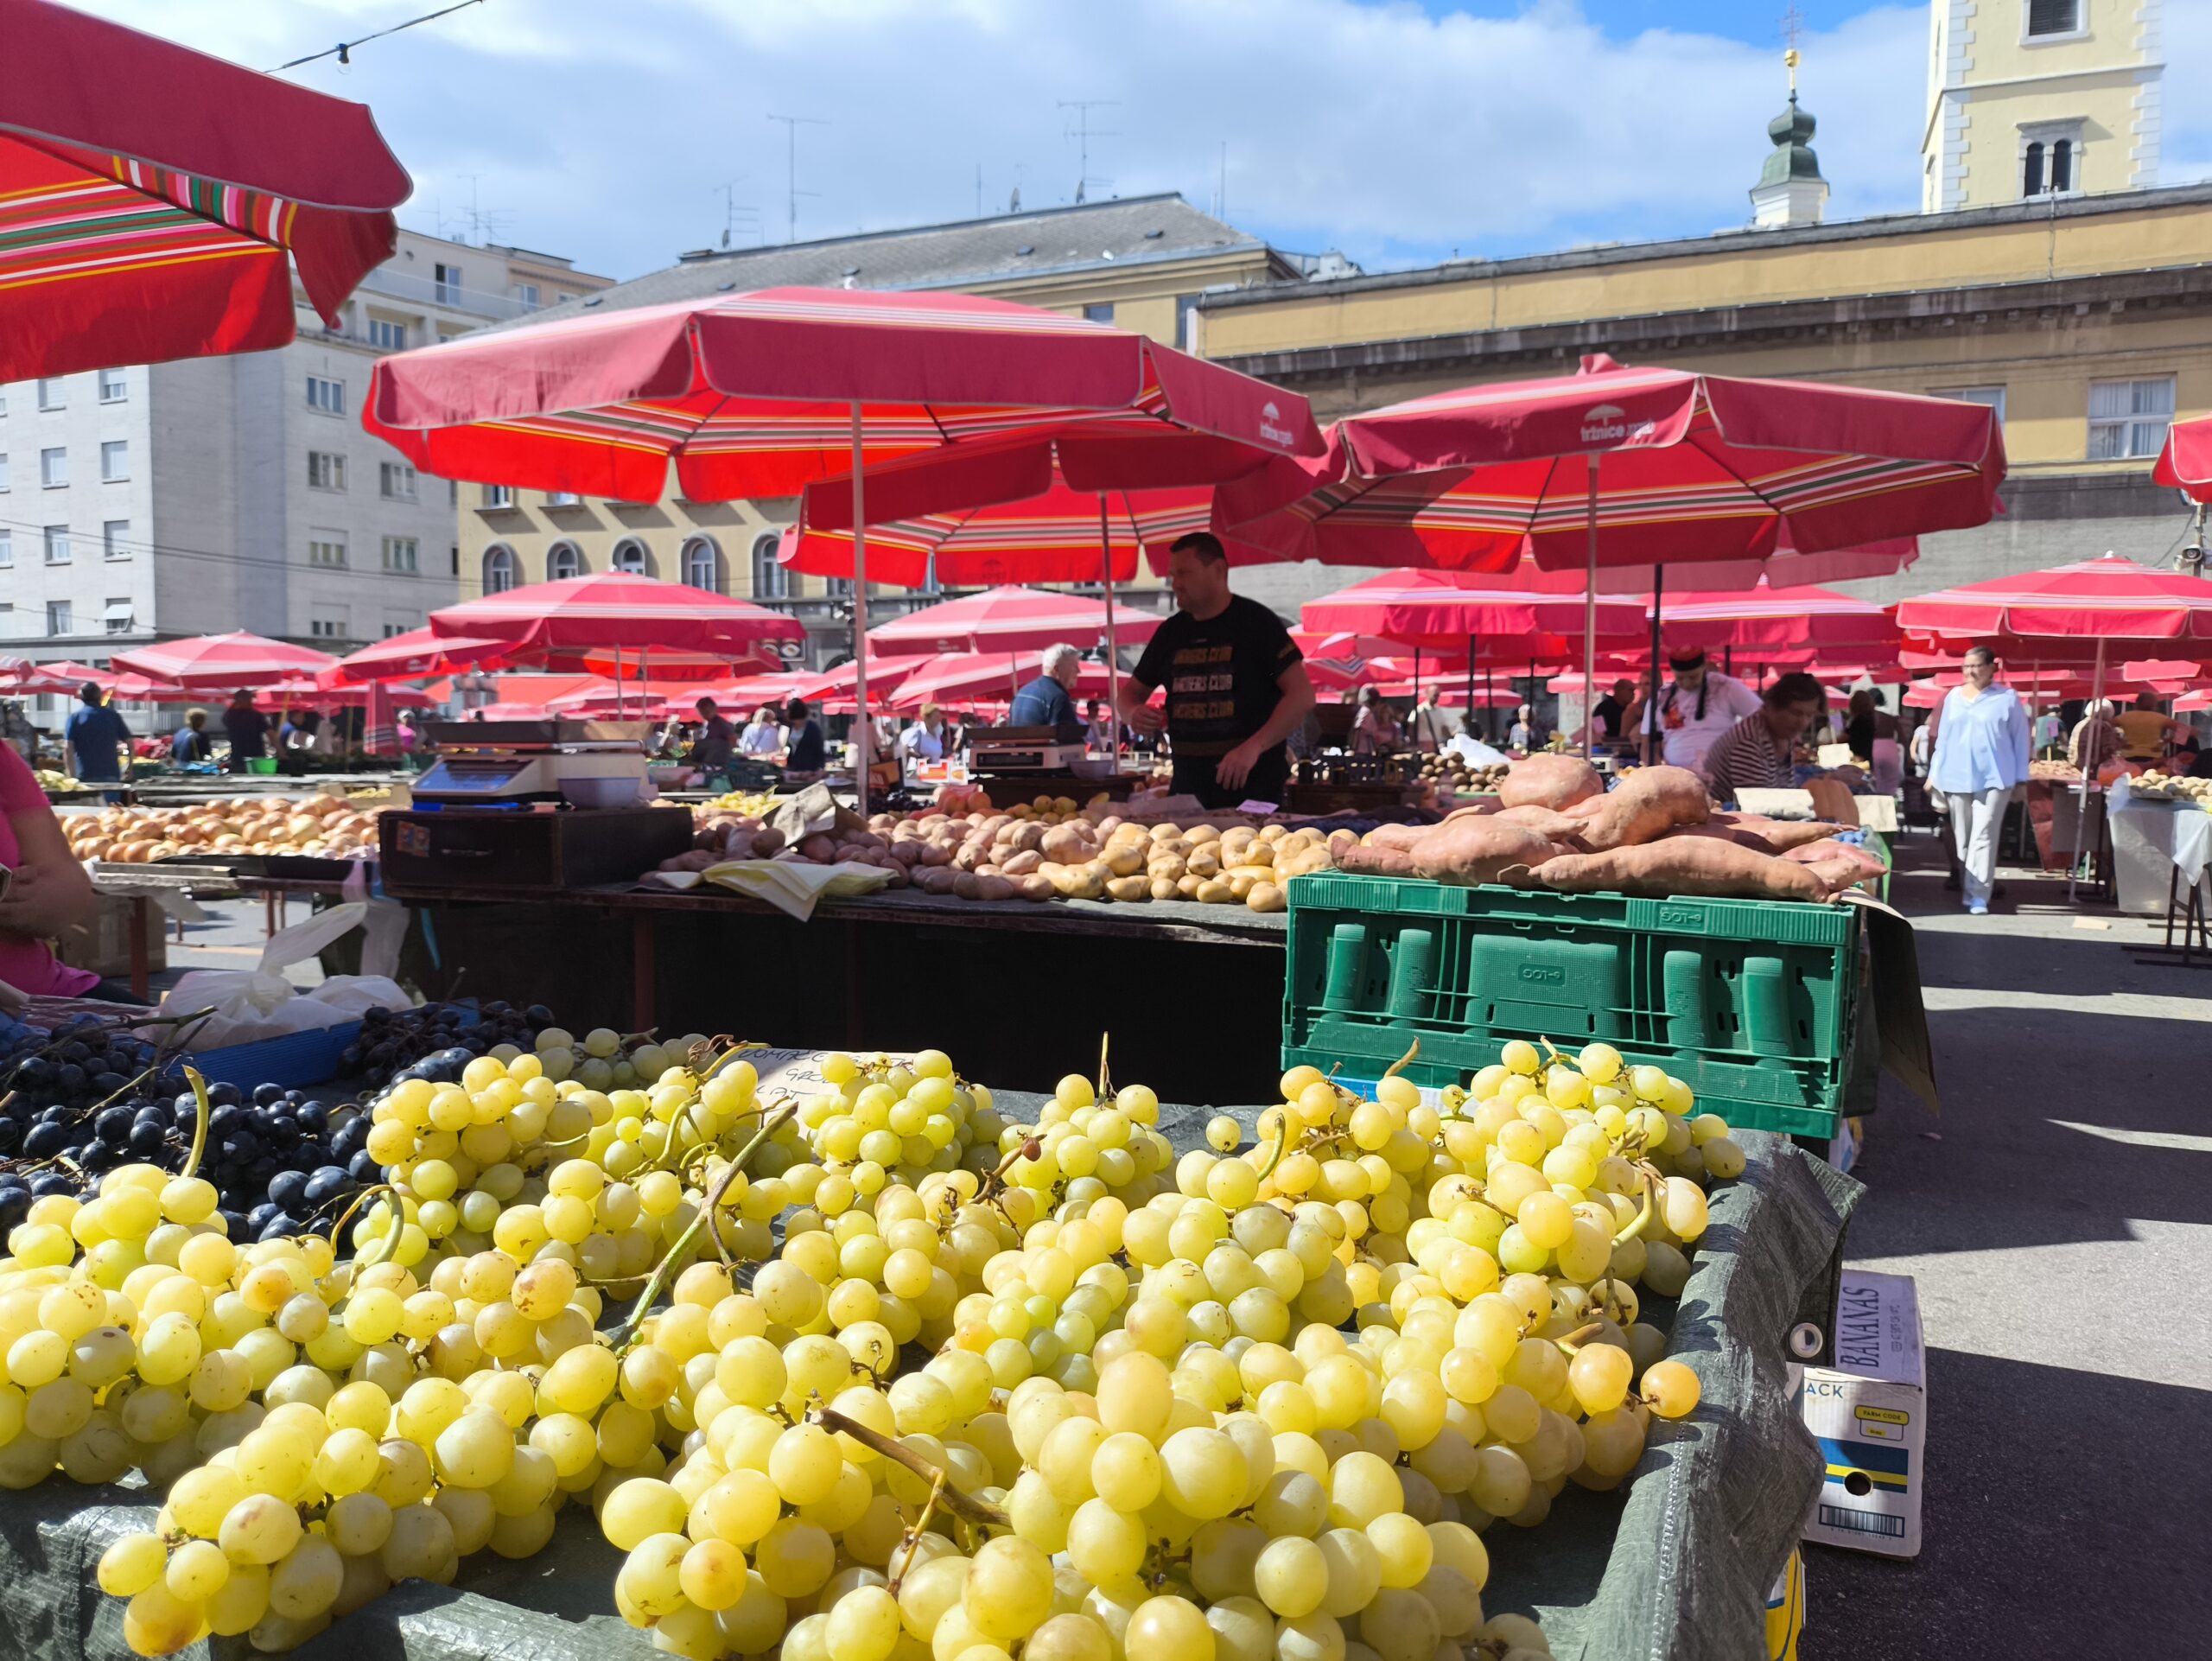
[66,0,2205,283]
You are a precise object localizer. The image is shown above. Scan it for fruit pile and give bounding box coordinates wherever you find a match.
[340,1000,554,1087]
[59,794,388,864]
[0,1029,1743,1659]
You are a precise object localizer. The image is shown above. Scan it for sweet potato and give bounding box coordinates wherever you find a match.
[999,850,1043,876]
[1409,819,1562,887]
[1334,843,1421,878]
[1491,804,1591,844]
[1723,816,1845,852]
[1784,837,1887,895]
[1498,754,1603,811]
[1361,824,1428,851]
[1573,767,1711,852]
[1016,875,1054,901]
[1526,840,1827,901]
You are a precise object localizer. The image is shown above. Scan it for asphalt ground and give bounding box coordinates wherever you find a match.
[1803,829,2212,1657]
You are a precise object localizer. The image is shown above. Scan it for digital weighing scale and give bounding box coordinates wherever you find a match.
[415,720,652,806]
[964,724,1090,773]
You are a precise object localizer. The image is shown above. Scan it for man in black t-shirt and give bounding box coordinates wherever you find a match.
[1122,532,1314,809]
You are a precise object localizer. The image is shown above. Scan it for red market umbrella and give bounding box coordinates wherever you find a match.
[1653,577,1901,656]
[2175,689,2210,714]
[111,631,339,690]
[883,652,1127,712]
[259,678,435,710]
[42,660,194,701]
[334,628,511,684]
[0,0,410,382]
[367,286,1319,807]
[867,585,1162,658]
[1,656,86,697]
[2152,413,2212,500]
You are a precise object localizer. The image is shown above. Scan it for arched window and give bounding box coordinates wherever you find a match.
[547,541,584,581]
[2050,138,2073,194]
[752,531,791,600]
[612,538,651,575]
[681,536,722,593]
[482,544,517,594]
[2023,142,2045,197]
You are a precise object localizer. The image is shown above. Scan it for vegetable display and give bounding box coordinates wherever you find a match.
[60,795,388,863]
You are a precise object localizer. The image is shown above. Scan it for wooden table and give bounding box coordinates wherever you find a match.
[379,880,1291,1101]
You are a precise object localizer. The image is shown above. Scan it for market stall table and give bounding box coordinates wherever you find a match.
[2106,781,2212,934]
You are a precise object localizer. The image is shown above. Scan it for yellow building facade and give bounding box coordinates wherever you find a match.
[1923,0,2163,210]
[454,195,1290,663]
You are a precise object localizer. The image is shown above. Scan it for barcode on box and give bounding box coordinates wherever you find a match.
[1818,1505,1904,1537]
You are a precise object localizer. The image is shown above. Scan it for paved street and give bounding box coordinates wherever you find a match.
[1805,830,2212,1657]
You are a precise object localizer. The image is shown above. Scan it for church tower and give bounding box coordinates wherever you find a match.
[1922,0,2164,212]
[1751,48,1829,228]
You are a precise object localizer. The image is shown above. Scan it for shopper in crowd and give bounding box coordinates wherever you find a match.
[220,690,269,773]
[280,710,325,754]
[689,697,737,775]
[783,699,825,776]
[2068,699,2126,777]
[1083,699,1119,753]
[1704,673,1827,802]
[1845,690,1880,765]
[1010,644,1086,742]
[171,708,211,764]
[396,710,419,756]
[63,684,130,791]
[1506,703,1538,752]
[0,741,101,997]
[2175,735,2212,779]
[741,704,784,756]
[1408,688,1451,753]
[899,703,947,762]
[2116,692,2185,764]
[942,710,967,754]
[1626,648,1763,773]
[1929,645,2031,917]
[1118,531,1313,808]
[1351,686,1402,754]
[1593,678,1634,743]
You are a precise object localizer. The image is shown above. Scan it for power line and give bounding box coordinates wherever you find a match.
[766,114,830,243]
[268,0,485,73]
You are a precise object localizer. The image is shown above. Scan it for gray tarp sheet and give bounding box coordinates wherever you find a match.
[0,1117,1857,1661]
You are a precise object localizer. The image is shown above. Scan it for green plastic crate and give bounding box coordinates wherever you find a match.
[1281,872,1864,1138]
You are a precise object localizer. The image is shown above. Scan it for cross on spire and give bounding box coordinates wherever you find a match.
[1782,5,1805,95]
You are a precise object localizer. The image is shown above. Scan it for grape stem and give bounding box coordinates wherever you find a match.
[1613,1173,1656,1244]
[1096,1029,1111,1100]
[807,1404,1007,1529]
[1381,1038,1421,1082]
[614,1100,796,1350]
[1254,1116,1290,1184]
[887,1469,945,1594]
[180,1066,212,1181]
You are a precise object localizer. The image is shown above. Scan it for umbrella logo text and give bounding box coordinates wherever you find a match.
[1259,400,1294,449]
[1579,403,1656,446]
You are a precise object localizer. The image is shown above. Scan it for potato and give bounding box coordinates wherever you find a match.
[1220,827,1257,859]
[1149,823,1182,843]
[1147,853,1188,881]
[1186,848,1223,878]
[1187,824,1223,845]
[1194,879,1236,905]
[1239,841,1275,867]
[1104,875,1151,902]
[1000,850,1043,876]
[974,874,1017,901]
[914,868,959,895]
[1016,875,1055,901]
[1040,824,1096,864]
[1226,872,1259,900]
[1176,874,1205,898]
[951,871,982,900]
[1247,881,1286,913]
[1224,865,1277,884]
[1260,824,1288,843]
[1102,843,1146,877]
[1148,876,1180,901]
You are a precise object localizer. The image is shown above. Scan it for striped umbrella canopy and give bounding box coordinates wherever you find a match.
[259,678,437,710]
[1299,567,1647,653]
[1895,554,2212,659]
[0,0,410,381]
[110,631,339,690]
[883,652,1133,711]
[334,628,511,684]
[867,585,1162,658]
[790,656,920,705]
[1221,356,2001,577]
[780,479,1212,589]
[41,660,194,701]
[2176,689,2211,714]
[1654,577,1901,655]
[0,656,85,697]
[429,570,804,659]
[2152,412,2212,500]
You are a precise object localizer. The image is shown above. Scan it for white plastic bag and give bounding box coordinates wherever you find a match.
[159,969,410,1050]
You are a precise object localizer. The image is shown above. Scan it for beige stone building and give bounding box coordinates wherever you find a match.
[454,194,1296,665]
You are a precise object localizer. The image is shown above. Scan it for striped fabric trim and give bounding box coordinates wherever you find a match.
[0,154,297,296]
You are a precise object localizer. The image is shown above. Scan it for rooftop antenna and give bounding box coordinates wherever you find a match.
[1010,164,1024,214]
[715,181,760,249]
[976,163,983,219]
[1058,100,1119,204]
[1217,140,1228,220]
[766,114,830,242]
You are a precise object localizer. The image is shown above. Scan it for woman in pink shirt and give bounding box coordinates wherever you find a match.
[0,743,99,996]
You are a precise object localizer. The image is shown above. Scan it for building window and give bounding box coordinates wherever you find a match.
[380,461,418,501]
[483,544,518,593]
[103,519,130,560]
[544,490,580,507]
[0,452,10,492]
[2088,377,2175,461]
[482,483,513,509]
[308,451,346,491]
[2022,124,2082,198]
[0,531,11,569]
[752,531,790,600]
[2025,0,2082,38]
[98,368,127,404]
[1932,385,2007,425]
[36,379,64,411]
[309,615,346,640]
[104,600,133,635]
[308,533,348,568]
[547,542,584,580]
[40,447,66,487]
[382,536,420,574]
[435,263,461,303]
[306,374,346,416]
[367,317,408,351]
[681,536,721,592]
[45,601,71,637]
[450,544,459,576]
[1084,302,1116,324]
[826,576,856,600]
[1177,294,1200,350]
[100,440,128,481]
[513,283,541,309]
[612,538,649,574]
[42,525,67,564]
[383,617,417,639]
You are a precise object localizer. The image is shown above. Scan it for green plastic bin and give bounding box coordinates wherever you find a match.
[246,757,279,774]
[1281,872,1864,1138]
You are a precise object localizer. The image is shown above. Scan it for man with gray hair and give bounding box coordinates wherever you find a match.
[1010,643,1085,742]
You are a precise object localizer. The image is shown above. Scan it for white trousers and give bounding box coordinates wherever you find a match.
[1945,786,2011,907]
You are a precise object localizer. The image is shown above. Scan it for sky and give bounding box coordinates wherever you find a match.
[77,0,2212,283]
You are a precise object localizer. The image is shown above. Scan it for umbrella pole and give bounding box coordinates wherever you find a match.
[849,401,871,815]
[1583,454,1599,756]
[1100,494,1120,771]
[1464,633,1475,743]
[1643,563,1663,767]
[2069,635,2107,901]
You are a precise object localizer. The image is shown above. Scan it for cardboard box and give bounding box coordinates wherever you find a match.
[1799,1270,1925,1557]
[53,891,165,981]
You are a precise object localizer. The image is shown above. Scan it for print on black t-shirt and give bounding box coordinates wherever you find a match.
[1132,595,1301,803]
